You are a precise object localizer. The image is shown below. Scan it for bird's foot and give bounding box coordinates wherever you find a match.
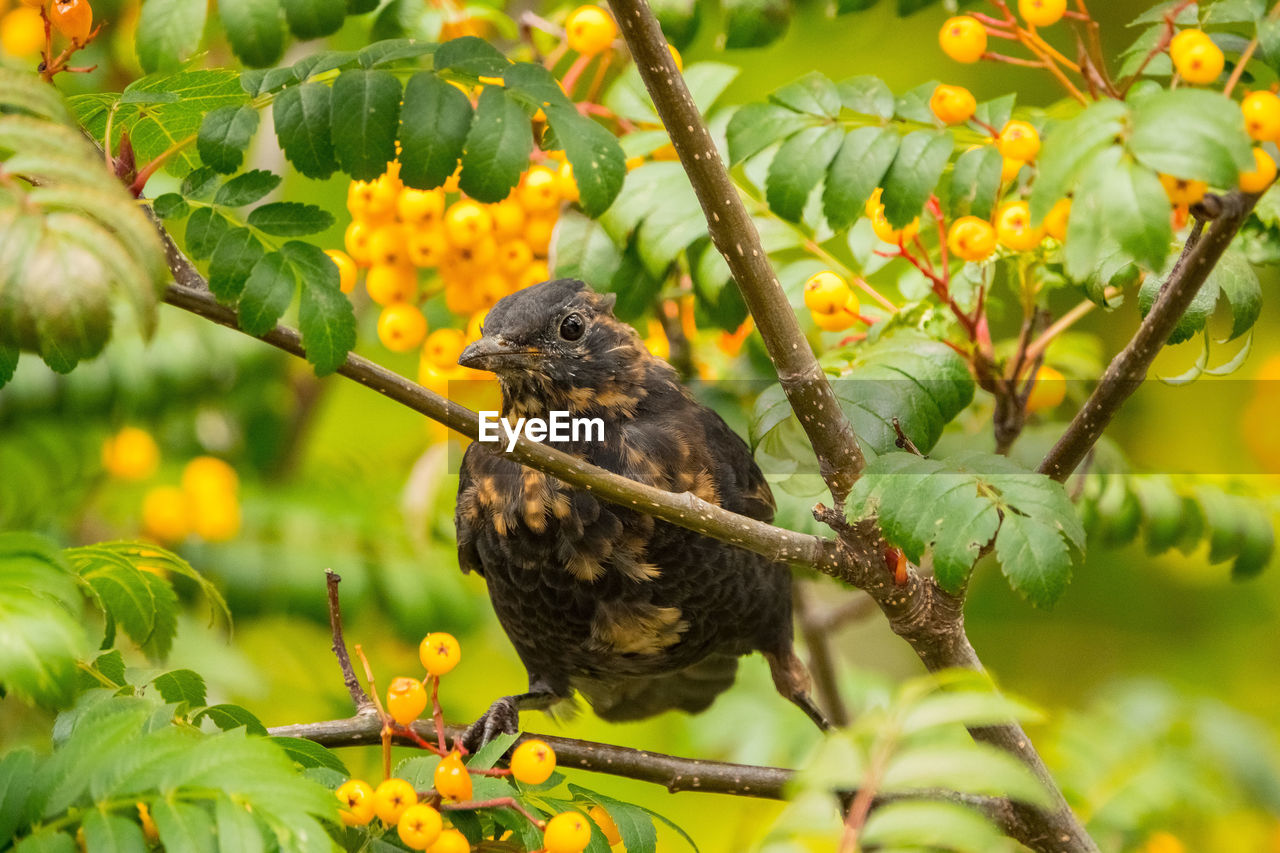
[461,695,521,752]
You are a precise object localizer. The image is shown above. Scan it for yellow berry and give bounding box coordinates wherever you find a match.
[423,330,467,371]
[1173,35,1224,85]
[1,8,46,57]
[1001,156,1025,184]
[419,631,462,675]
[565,5,616,56]
[510,739,557,785]
[1240,147,1277,194]
[451,236,497,272]
[497,240,534,275]
[373,778,418,826]
[667,43,683,72]
[491,199,527,239]
[369,225,410,268]
[929,84,977,125]
[324,249,358,294]
[344,221,374,267]
[556,161,579,203]
[181,455,237,497]
[1170,29,1212,63]
[811,308,858,332]
[191,492,240,542]
[1241,91,1280,141]
[938,16,986,64]
[336,779,376,827]
[407,229,449,269]
[102,427,160,480]
[543,812,592,853]
[396,803,443,850]
[589,806,622,847]
[946,215,997,262]
[50,0,93,43]
[997,120,1040,162]
[466,309,488,344]
[1044,198,1071,242]
[1159,173,1208,206]
[424,828,470,853]
[994,200,1045,252]
[365,264,418,306]
[397,188,446,225]
[443,200,494,248]
[864,188,920,244]
[518,165,561,214]
[141,486,189,544]
[802,271,851,314]
[387,676,428,726]
[524,215,556,256]
[434,751,473,801]
[378,303,429,353]
[517,261,550,291]
[1018,0,1066,27]
[444,279,482,316]
[1025,365,1066,413]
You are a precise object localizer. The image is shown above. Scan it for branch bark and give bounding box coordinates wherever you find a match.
[609,0,865,505]
[1039,192,1257,482]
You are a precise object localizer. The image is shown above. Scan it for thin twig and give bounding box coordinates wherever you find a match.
[326,570,374,713]
[793,581,850,728]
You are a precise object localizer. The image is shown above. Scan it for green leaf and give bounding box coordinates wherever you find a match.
[770,71,841,119]
[882,742,1052,806]
[282,0,346,39]
[1104,158,1173,274]
[837,74,895,118]
[459,86,534,203]
[151,799,216,853]
[1029,99,1127,223]
[0,344,16,388]
[194,704,269,735]
[723,0,790,49]
[82,809,148,853]
[1138,249,1221,345]
[766,125,843,223]
[881,130,952,228]
[197,105,260,175]
[77,555,158,648]
[136,0,209,73]
[214,170,281,207]
[1130,89,1254,186]
[271,736,350,773]
[726,103,814,165]
[861,801,1007,853]
[946,144,1002,221]
[215,795,265,853]
[823,126,899,230]
[356,38,437,68]
[0,749,36,843]
[219,0,285,68]
[650,0,700,47]
[286,241,355,375]
[152,669,208,708]
[246,202,334,236]
[1211,247,1262,341]
[399,72,473,190]
[331,68,401,181]
[237,252,296,335]
[272,82,338,179]
[14,831,77,853]
[152,193,189,220]
[184,208,232,260]
[433,35,510,77]
[208,228,266,302]
[567,786,659,853]
[181,166,221,201]
[468,732,521,770]
[900,689,1041,735]
[544,105,626,218]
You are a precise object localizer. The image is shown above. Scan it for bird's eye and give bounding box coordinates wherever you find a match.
[559,313,585,341]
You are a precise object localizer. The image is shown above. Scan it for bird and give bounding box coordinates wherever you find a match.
[454,278,829,748]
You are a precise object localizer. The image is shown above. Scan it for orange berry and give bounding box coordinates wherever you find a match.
[344,221,374,266]
[510,739,556,785]
[490,199,526,239]
[811,308,858,332]
[476,272,509,307]
[589,806,621,847]
[1044,198,1071,242]
[997,120,1040,161]
[1240,147,1277,194]
[497,240,534,275]
[424,828,469,853]
[1241,91,1280,141]
[1001,157,1025,184]
[946,215,997,262]
[387,676,428,726]
[1170,29,1212,63]
[369,225,410,268]
[396,803,443,850]
[191,492,240,542]
[802,271,851,314]
[336,779,376,827]
[452,236,497,272]
[995,201,1045,251]
[374,778,418,825]
[543,811,591,853]
[181,456,238,498]
[378,303,429,352]
[102,427,160,480]
[443,280,482,315]
[325,249,358,294]
[443,200,493,248]
[518,165,561,214]
[1018,0,1065,27]
[1159,173,1207,206]
[938,16,986,63]
[556,161,579,203]
[433,751,473,801]
[407,229,449,268]
[365,264,417,306]
[524,215,556,256]
[565,5,616,55]
[1,7,45,56]
[50,0,91,42]
[419,631,462,675]
[141,486,189,544]
[1025,365,1066,413]
[1173,35,1224,84]
[929,84,977,125]
[397,188,446,225]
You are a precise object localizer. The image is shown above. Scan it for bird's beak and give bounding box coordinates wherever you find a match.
[458,336,543,371]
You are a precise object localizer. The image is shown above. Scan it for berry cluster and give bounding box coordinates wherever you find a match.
[338,631,624,852]
[101,427,242,544]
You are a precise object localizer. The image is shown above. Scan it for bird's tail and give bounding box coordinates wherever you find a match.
[574,653,740,722]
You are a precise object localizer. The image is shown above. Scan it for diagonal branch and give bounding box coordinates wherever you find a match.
[609,0,865,505]
[1039,192,1257,482]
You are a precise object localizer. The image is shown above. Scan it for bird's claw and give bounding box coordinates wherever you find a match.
[461,696,520,752]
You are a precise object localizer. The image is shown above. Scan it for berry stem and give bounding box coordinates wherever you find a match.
[559,53,593,98]
[130,134,199,197]
[1019,286,1120,376]
[583,49,614,104]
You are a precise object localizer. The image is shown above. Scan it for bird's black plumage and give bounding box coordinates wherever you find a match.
[455,279,827,746]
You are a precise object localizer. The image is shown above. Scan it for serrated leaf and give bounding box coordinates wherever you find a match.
[861,801,1007,853]
[208,228,266,302]
[771,72,841,119]
[946,145,1002,220]
[272,82,338,179]
[271,736,349,773]
[1211,248,1262,340]
[881,130,951,228]
[214,170,281,207]
[151,799,216,853]
[197,104,260,175]
[152,669,207,708]
[356,38,436,68]
[1138,251,1220,345]
[1104,158,1173,276]
[194,704,269,735]
[286,241,355,375]
[459,86,534,203]
[0,749,36,843]
[331,69,401,181]
[1130,89,1254,186]
[246,202,334,236]
[433,35,510,76]
[650,0,700,47]
[1029,99,1127,223]
[765,125,843,223]
[182,166,221,200]
[215,795,265,853]
[881,742,1051,806]
[900,690,1041,735]
[726,103,814,165]
[543,105,626,218]
[184,208,231,261]
[237,252,296,335]
[82,808,148,853]
[282,0,345,39]
[399,72,473,190]
[823,126,899,230]
[13,831,77,853]
[837,75,894,118]
[152,193,189,219]
[567,786,659,853]
[723,0,790,49]
[136,0,209,73]
[219,0,285,68]
[77,556,157,649]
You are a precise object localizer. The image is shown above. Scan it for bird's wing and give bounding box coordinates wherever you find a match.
[455,442,488,576]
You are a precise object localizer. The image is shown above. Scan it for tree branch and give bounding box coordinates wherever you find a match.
[1038,192,1257,482]
[609,0,865,505]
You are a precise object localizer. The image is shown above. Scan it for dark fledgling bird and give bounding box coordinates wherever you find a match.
[454,278,829,748]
